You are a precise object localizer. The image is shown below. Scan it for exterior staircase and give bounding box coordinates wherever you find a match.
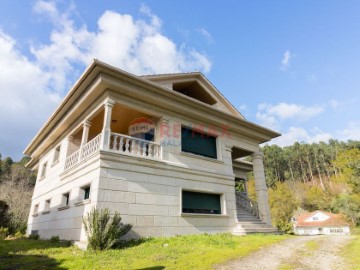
[233,192,281,235]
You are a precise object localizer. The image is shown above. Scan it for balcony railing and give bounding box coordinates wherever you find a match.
[80,134,102,160]
[64,132,161,172]
[64,134,101,171]
[64,150,80,171]
[110,132,161,160]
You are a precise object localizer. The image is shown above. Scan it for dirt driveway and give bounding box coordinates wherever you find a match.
[216,235,354,270]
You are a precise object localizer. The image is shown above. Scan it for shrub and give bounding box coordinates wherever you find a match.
[14,231,25,239]
[0,227,9,240]
[50,235,60,243]
[82,208,132,250]
[61,240,72,247]
[28,233,39,240]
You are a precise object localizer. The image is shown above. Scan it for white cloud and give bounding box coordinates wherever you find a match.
[256,102,324,129]
[0,30,61,159]
[281,50,291,70]
[31,1,212,77]
[338,121,360,141]
[197,27,214,43]
[269,127,332,147]
[0,1,212,159]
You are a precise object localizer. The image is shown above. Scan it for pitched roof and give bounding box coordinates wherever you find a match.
[294,210,349,227]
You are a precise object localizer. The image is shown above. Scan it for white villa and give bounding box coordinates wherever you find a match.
[25,60,280,243]
[293,210,350,236]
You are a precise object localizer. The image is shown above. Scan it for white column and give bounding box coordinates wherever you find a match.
[157,117,170,160]
[252,151,272,225]
[100,99,115,151]
[81,120,91,146]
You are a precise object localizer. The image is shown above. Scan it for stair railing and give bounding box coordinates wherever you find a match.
[235,192,263,220]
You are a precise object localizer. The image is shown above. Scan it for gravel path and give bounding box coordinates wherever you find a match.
[216,235,353,270]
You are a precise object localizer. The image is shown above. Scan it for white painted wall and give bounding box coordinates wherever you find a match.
[294,226,350,235]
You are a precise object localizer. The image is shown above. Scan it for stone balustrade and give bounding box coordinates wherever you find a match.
[110,132,162,160]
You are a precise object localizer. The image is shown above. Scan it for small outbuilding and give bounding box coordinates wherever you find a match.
[293,210,350,236]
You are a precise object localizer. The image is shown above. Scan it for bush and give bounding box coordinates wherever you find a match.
[50,235,60,243]
[0,227,9,240]
[82,208,132,250]
[14,231,25,239]
[28,233,39,240]
[61,239,72,247]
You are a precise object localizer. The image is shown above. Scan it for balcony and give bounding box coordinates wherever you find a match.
[63,100,163,172]
[64,134,102,171]
[64,133,162,171]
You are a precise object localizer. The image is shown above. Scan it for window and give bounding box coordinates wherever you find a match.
[63,192,70,206]
[182,190,221,214]
[53,145,61,163]
[181,127,217,159]
[313,217,318,221]
[33,204,39,215]
[83,185,90,200]
[40,162,47,178]
[44,199,51,212]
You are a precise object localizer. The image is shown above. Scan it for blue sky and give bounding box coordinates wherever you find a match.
[0,0,359,160]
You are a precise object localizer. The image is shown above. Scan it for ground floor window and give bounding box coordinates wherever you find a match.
[330,228,344,233]
[182,190,221,214]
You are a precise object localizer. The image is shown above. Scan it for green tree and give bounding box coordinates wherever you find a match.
[333,148,360,193]
[303,186,330,211]
[331,193,360,225]
[268,182,298,232]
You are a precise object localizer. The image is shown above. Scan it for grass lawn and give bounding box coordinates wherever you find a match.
[0,233,289,270]
[341,227,360,270]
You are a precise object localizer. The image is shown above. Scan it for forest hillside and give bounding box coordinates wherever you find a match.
[250,140,360,231]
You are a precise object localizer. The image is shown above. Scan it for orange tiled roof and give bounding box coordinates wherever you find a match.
[294,210,349,227]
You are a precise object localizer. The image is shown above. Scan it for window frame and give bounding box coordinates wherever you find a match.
[52,145,61,164]
[83,185,91,200]
[33,204,39,216]
[63,192,70,206]
[42,199,51,214]
[40,162,47,179]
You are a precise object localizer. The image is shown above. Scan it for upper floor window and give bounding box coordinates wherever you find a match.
[40,162,47,178]
[53,145,61,164]
[181,127,217,159]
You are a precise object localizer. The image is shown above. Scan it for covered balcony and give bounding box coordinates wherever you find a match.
[64,99,162,171]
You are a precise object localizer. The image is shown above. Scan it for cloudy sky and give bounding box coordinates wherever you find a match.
[0,0,359,160]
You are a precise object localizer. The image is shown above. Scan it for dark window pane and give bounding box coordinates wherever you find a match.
[64,193,70,205]
[182,191,221,214]
[84,186,90,200]
[181,127,217,158]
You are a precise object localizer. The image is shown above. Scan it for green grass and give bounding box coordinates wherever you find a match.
[304,240,320,251]
[278,264,294,270]
[0,233,289,270]
[341,228,360,270]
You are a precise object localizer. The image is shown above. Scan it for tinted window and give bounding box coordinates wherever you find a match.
[181,127,217,158]
[182,191,221,214]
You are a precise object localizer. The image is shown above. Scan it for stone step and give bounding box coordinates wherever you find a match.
[233,227,280,234]
[236,222,269,228]
[237,217,261,221]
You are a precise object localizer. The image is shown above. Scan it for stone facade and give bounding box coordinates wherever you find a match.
[25,60,279,242]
